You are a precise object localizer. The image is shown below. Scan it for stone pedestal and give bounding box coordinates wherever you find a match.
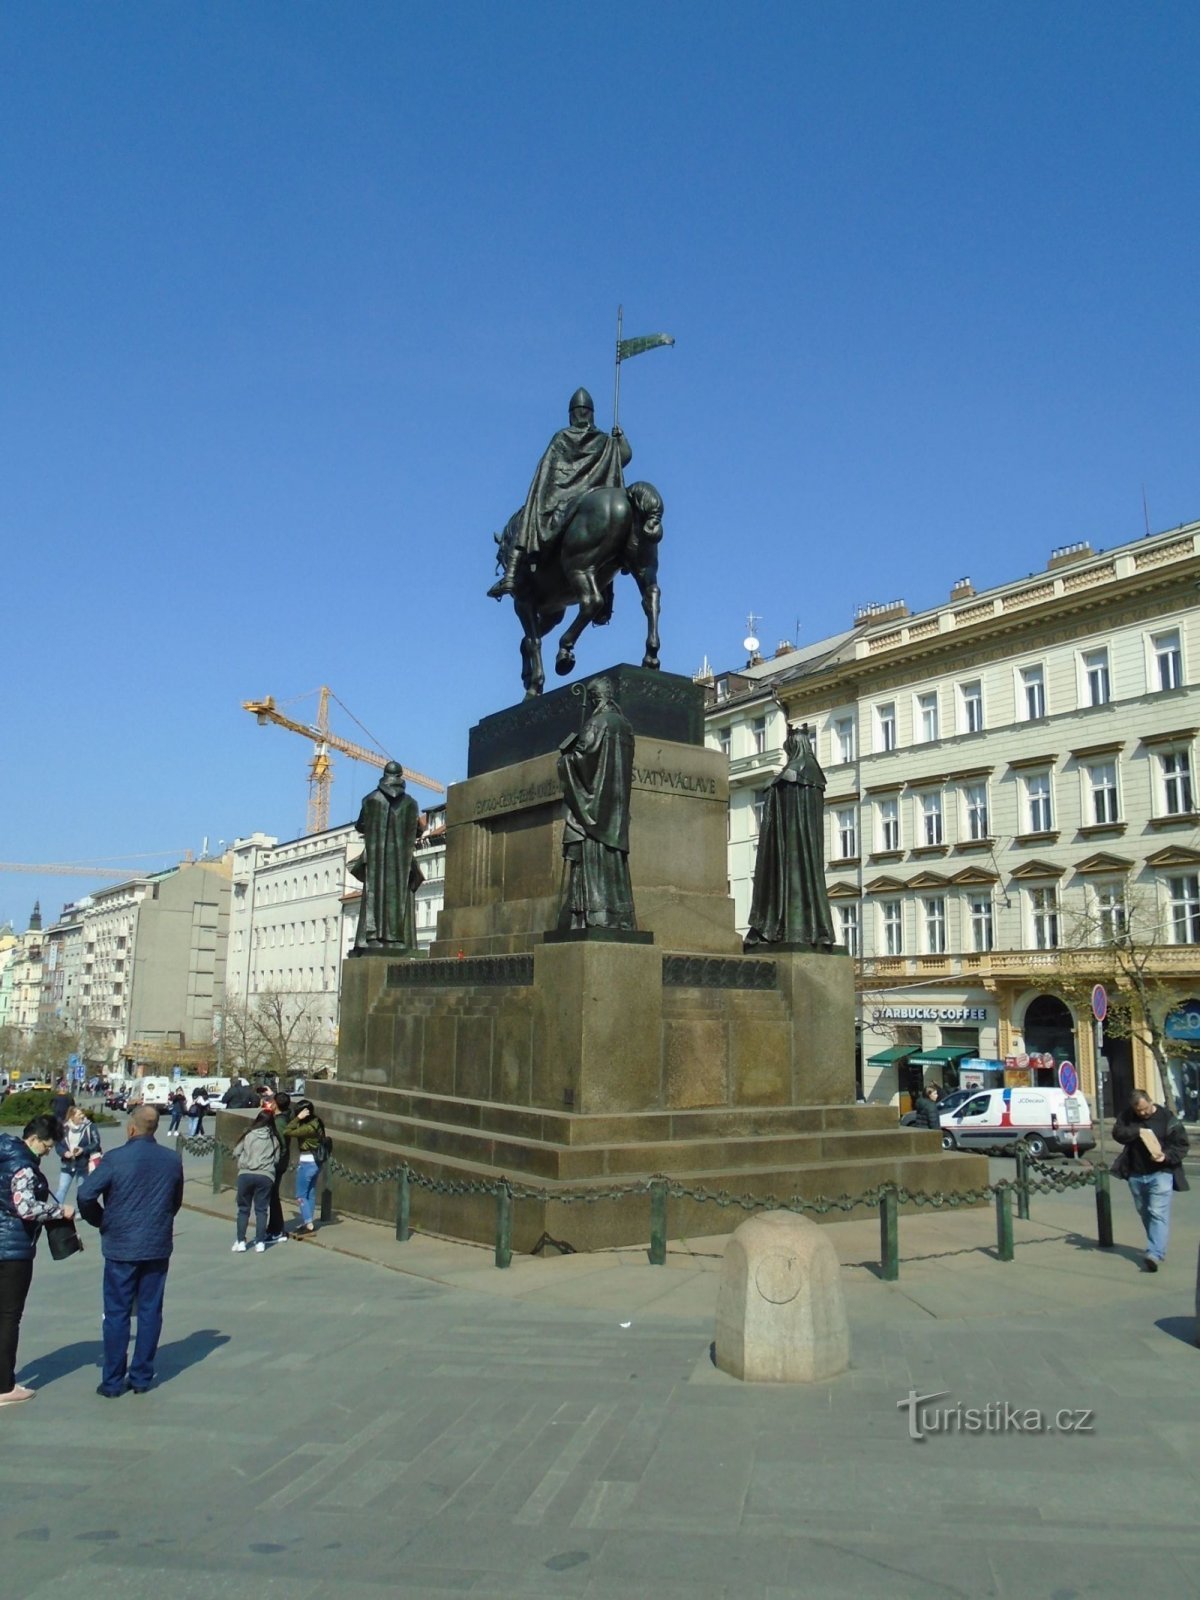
[714,1210,850,1383]
[314,666,989,1250]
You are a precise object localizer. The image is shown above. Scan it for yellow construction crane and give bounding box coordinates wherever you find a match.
[243,686,445,835]
[0,862,151,880]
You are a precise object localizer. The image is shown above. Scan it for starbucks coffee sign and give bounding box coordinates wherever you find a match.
[871,1005,990,1023]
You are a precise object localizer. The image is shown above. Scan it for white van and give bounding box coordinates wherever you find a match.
[135,1076,232,1111]
[940,1086,1094,1158]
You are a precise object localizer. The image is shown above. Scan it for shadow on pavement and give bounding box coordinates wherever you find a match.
[155,1328,230,1381]
[20,1328,230,1389]
[1061,1231,1146,1266]
[1154,1315,1199,1347]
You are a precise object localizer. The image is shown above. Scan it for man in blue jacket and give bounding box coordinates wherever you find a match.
[77,1104,184,1397]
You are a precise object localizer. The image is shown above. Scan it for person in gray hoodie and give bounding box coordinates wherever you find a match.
[232,1111,282,1255]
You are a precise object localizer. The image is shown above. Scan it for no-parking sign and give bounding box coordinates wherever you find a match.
[1058,1060,1078,1096]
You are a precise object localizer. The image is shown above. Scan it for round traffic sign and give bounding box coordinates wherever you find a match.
[1092,984,1108,1022]
[1058,1060,1078,1096]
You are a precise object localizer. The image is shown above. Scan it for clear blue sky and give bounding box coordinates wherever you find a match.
[4,2,1198,929]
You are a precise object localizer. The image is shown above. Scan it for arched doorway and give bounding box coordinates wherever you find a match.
[1023,994,1076,1087]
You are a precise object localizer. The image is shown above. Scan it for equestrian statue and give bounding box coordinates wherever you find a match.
[487,375,666,698]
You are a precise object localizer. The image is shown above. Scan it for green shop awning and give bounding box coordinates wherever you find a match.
[907,1046,976,1068]
[866,1046,913,1066]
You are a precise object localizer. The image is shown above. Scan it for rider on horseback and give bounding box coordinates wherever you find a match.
[488,388,632,600]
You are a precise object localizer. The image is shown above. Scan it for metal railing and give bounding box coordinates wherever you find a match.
[181,1136,1113,1279]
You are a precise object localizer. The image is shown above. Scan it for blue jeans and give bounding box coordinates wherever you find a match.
[101,1258,169,1394]
[295,1159,319,1227]
[54,1165,88,1205]
[1128,1170,1174,1261]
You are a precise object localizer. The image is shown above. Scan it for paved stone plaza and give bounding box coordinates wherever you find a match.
[1,1150,1197,1600]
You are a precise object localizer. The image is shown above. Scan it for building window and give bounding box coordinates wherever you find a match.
[921,791,944,847]
[1160,749,1194,816]
[923,895,947,954]
[1095,883,1126,943]
[1030,886,1059,950]
[1153,629,1183,691]
[835,807,858,860]
[837,903,860,956]
[717,727,731,759]
[1168,875,1200,943]
[1088,761,1120,825]
[878,797,900,852]
[752,791,767,834]
[881,899,904,956]
[1083,647,1111,707]
[959,680,983,735]
[876,702,896,753]
[968,894,994,953]
[751,716,768,755]
[964,782,990,841]
[1020,664,1046,721]
[1025,771,1053,833]
[833,716,856,764]
[917,691,939,743]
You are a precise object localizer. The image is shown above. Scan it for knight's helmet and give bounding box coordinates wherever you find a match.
[568,387,594,420]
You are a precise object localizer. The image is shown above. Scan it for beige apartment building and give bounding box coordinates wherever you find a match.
[706,519,1200,1122]
[225,809,447,1077]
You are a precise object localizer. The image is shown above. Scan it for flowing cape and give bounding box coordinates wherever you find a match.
[516,424,627,556]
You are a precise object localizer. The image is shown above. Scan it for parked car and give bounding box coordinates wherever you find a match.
[940,1086,1094,1158]
[13,1079,53,1094]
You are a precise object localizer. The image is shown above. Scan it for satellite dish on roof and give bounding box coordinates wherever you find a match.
[743,634,760,655]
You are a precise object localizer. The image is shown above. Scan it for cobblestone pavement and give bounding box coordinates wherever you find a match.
[1,1146,1196,1599]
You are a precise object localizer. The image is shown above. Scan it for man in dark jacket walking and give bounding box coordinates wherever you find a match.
[77,1105,184,1396]
[913,1085,942,1131]
[1111,1089,1190,1271]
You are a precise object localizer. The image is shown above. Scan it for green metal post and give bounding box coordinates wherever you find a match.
[495,1182,513,1269]
[395,1165,410,1243]
[1014,1144,1031,1221]
[879,1186,899,1281]
[1094,1165,1114,1248]
[211,1139,222,1196]
[649,1177,667,1265]
[995,1186,1014,1261]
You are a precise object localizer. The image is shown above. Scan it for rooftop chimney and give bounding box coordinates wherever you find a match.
[949,576,975,601]
[1047,541,1093,571]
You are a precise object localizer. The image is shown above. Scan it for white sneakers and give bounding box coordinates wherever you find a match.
[254,1242,266,1253]
[0,1385,35,1406]
[231,1240,247,1253]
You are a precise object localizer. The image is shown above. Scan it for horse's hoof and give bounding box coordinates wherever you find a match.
[555,653,574,677]
[524,688,542,700]
[642,656,660,671]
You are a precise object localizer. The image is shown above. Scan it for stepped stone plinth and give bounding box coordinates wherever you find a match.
[313,667,987,1249]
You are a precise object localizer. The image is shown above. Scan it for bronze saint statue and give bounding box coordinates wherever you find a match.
[487,387,663,697]
[488,388,632,600]
[349,761,422,955]
[556,677,637,931]
[743,723,838,951]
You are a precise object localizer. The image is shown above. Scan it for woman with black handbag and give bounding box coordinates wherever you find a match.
[0,1114,74,1406]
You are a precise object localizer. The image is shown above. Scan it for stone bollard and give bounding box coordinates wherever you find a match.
[714,1210,850,1383]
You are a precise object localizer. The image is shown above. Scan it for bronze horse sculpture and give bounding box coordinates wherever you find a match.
[493,481,664,698]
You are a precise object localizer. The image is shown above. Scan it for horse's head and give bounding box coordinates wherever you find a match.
[626,481,664,544]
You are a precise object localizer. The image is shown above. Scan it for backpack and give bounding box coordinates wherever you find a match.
[315,1131,333,1166]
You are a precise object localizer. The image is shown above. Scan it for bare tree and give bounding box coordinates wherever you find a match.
[1058,885,1191,1113]
[218,989,333,1083]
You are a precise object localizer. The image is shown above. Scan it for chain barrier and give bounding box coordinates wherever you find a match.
[185,1132,1110,1278]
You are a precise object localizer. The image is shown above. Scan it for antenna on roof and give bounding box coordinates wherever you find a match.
[1142,484,1152,539]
